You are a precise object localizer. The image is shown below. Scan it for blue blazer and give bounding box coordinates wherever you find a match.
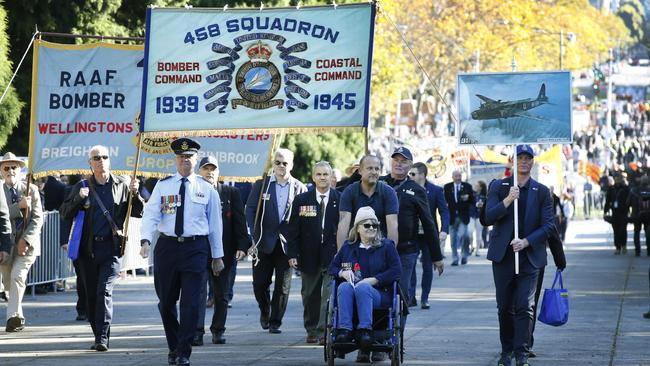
[245,176,307,254]
[328,239,402,293]
[425,181,450,233]
[484,177,554,269]
[286,189,340,274]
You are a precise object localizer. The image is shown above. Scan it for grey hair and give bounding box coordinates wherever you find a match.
[312,160,333,174]
[88,145,109,159]
[275,148,294,163]
[347,218,383,247]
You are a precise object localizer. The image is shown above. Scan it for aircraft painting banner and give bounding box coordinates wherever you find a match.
[140,4,376,134]
[456,71,572,146]
[28,41,271,181]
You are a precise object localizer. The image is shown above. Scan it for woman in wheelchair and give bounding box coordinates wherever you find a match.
[328,206,401,349]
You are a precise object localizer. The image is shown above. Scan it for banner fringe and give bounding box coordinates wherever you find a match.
[31,170,262,183]
[142,126,365,138]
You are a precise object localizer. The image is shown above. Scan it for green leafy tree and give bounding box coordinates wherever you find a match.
[0,1,22,150]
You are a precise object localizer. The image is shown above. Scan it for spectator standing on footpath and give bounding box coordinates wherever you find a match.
[604,173,630,255]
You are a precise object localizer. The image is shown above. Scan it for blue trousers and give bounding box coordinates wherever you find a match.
[78,240,120,345]
[398,252,418,304]
[337,282,384,330]
[154,237,209,359]
[409,237,433,303]
[449,218,470,262]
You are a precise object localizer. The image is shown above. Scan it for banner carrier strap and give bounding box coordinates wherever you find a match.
[0,31,37,105]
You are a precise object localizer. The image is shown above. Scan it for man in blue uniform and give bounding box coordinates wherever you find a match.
[408,162,450,309]
[246,148,307,334]
[483,145,554,366]
[140,138,224,366]
[287,161,340,345]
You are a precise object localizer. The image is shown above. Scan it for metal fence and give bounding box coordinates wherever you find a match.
[25,211,149,287]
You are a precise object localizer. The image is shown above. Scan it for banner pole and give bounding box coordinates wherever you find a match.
[121,132,143,257]
[364,127,369,154]
[511,54,519,275]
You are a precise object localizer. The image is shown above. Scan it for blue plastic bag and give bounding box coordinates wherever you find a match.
[67,180,87,261]
[538,270,569,326]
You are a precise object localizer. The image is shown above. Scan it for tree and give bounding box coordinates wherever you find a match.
[0,1,22,150]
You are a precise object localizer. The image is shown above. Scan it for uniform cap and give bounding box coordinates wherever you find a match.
[171,138,200,155]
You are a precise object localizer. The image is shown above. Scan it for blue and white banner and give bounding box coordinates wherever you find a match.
[28,41,272,180]
[140,3,376,134]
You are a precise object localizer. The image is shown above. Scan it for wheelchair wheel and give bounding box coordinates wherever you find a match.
[390,293,402,366]
[324,299,335,366]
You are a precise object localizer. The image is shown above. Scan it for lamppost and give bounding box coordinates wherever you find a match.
[532,28,577,70]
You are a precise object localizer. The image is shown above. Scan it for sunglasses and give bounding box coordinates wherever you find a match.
[408,172,418,177]
[2,166,18,172]
[362,223,379,229]
[91,155,109,161]
[274,160,289,167]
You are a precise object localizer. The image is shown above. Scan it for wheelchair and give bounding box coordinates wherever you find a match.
[323,279,406,365]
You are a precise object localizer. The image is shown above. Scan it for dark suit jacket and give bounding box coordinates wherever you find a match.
[484,176,554,269]
[43,176,67,211]
[216,184,251,267]
[444,181,474,225]
[0,185,13,253]
[425,181,450,233]
[245,176,307,254]
[60,174,144,258]
[286,189,340,274]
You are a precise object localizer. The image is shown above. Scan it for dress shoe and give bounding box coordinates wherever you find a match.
[408,298,417,307]
[5,316,24,332]
[451,260,459,266]
[260,314,270,330]
[461,258,468,265]
[212,331,226,344]
[335,329,352,343]
[228,302,232,308]
[95,343,108,352]
[76,314,87,321]
[643,310,650,319]
[176,356,190,366]
[357,328,373,350]
[371,352,387,362]
[306,335,319,343]
[515,354,530,366]
[206,298,214,308]
[421,302,430,309]
[356,349,371,363]
[528,350,537,358]
[191,334,203,346]
[0,291,7,302]
[319,337,326,346]
[269,326,282,334]
[497,352,512,366]
[167,351,177,365]
[90,343,98,350]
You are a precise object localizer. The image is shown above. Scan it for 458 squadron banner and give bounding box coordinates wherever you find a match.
[140,3,376,134]
[28,40,271,180]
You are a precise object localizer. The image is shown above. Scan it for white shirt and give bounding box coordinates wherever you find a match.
[316,188,330,229]
[140,173,224,258]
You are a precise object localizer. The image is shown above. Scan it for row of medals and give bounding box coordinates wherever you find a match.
[162,195,182,214]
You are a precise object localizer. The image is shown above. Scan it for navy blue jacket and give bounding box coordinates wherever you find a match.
[484,177,554,269]
[245,176,307,254]
[286,189,340,274]
[328,239,402,292]
[425,181,449,233]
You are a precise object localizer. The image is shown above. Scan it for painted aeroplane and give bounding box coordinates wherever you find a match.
[470,83,549,121]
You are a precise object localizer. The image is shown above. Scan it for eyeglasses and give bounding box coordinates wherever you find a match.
[274,160,289,167]
[91,155,109,161]
[362,223,379,229]
[408,172,418,177]
[2,166,18,172]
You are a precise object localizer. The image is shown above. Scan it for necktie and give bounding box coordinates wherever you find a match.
[175,178,187,237]
[455,184,460,203]
[10,188,23,231]
[319,194,326,242]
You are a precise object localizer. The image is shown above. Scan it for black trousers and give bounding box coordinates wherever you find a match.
[530,265,547,349]
[78,240,120,345]
[73,259,87,317]
[611,216,628,250]
[633,219,650,255]
[492,248,539,357]
[252,242,292,328]
[210,258,236,334]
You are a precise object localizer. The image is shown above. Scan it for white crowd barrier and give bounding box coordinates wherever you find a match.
[26,211,149,287]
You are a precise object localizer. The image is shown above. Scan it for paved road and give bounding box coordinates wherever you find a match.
[1,219,649,365]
